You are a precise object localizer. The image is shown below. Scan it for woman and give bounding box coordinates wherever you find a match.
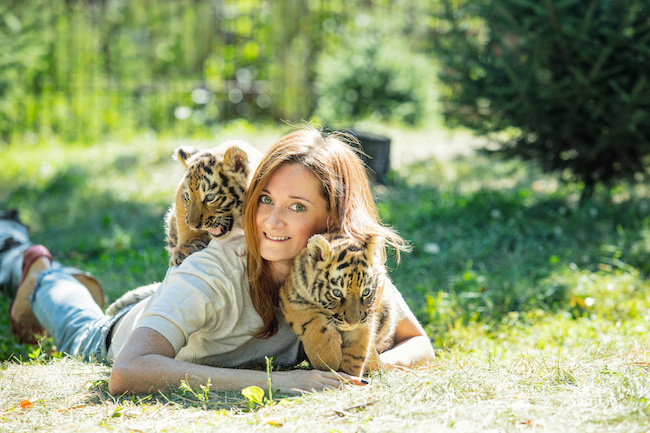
[9,127,434,395]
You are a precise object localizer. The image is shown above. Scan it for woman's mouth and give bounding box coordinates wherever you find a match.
[265,233,290,241]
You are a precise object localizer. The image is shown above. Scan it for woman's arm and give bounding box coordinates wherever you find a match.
[375,310,435,369]
[109,327,365,395]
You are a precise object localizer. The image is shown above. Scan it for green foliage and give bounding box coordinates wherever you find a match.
[379,153,650,338]
[0,1,294,143]
[179,379,211,404]
[433,0,650,201]
[315,14,435,127]
[241,357,275,410]
[0,0,57,142]
[0,1,443,144]
[242,386,266,410]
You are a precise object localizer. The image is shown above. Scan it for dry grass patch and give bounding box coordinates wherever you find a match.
[2,345,650,433]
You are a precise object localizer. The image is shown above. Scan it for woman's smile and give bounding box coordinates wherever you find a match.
[264,233,290,241]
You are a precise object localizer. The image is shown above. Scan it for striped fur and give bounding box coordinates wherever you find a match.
[165,140,261,267]
[105,282,159,316]
[279,233,397,376]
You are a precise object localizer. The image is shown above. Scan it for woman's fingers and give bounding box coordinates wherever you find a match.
[309,371,367,391]
[280,370,368,394]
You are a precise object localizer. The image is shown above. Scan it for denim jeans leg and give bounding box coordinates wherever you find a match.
[31,268,111,362]
[0,211,31,296]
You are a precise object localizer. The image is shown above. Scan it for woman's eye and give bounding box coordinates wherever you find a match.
[260,195,272,205]
[290,203,306,212]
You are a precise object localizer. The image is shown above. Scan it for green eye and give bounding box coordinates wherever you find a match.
[291,203,306,212]
[260,195,272,205]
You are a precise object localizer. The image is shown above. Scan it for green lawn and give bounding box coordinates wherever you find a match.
[1,126,650,432]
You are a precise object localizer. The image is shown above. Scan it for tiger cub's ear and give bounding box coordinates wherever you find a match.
[173,146,200,168]
[223,146,249,174]
[306,234,332,265]
[364,236,384,264]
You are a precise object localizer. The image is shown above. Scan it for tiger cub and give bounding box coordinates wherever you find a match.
[105,140,261,316]
[279,233,397,377]
[165,140,261,267]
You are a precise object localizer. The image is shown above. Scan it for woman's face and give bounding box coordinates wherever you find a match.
[256,163,330,278]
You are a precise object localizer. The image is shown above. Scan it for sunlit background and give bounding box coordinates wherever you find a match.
[0,0,440,144]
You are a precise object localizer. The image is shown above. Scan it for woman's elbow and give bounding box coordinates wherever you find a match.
[107,327,176,394]
[407,335,436,366]
[108,360,132,395]
[422,339,436,363]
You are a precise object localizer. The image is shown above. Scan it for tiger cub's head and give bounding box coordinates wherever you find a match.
[175,141,251,239]
[292,233,386,331]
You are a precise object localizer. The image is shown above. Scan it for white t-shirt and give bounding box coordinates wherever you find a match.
[107,228,410,368]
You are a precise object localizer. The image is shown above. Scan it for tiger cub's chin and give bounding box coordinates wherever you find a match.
[279,233,397,377]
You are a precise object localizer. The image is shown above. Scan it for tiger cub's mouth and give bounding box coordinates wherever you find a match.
[206,227,223,237]
[204,215,235,238]
[337,323,361,331]
[206,220,234,238]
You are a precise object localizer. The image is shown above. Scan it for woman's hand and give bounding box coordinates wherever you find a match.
[272,369,367,394]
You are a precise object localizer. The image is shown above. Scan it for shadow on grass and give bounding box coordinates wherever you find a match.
[4,162,171,278]
[87,375,257,412]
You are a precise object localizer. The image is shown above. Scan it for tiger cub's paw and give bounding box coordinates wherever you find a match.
[171,240,209,266]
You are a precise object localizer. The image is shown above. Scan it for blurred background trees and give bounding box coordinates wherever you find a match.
[433,0,650,202]
[2,0,650,198]
[0,0,437,144]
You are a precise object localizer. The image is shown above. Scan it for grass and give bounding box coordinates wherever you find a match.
[1,125,650,431]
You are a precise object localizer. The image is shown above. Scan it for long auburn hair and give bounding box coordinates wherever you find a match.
[243,126,409,338]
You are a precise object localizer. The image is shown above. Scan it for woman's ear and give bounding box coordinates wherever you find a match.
[326,216,340,233]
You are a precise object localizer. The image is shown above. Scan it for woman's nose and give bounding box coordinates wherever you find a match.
[264,207,285,228]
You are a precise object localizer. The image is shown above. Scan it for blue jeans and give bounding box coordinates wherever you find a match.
[30,266,130,363]
[1,212,128,362]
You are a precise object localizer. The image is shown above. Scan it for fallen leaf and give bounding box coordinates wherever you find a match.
[19,400,33,410]
[265,418,284,426]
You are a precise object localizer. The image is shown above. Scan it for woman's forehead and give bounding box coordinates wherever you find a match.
[265,163,323,196]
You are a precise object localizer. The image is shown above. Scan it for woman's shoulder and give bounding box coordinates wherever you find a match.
[177,228,247,276]
[158,227,248,302]
[140,228,250,333]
